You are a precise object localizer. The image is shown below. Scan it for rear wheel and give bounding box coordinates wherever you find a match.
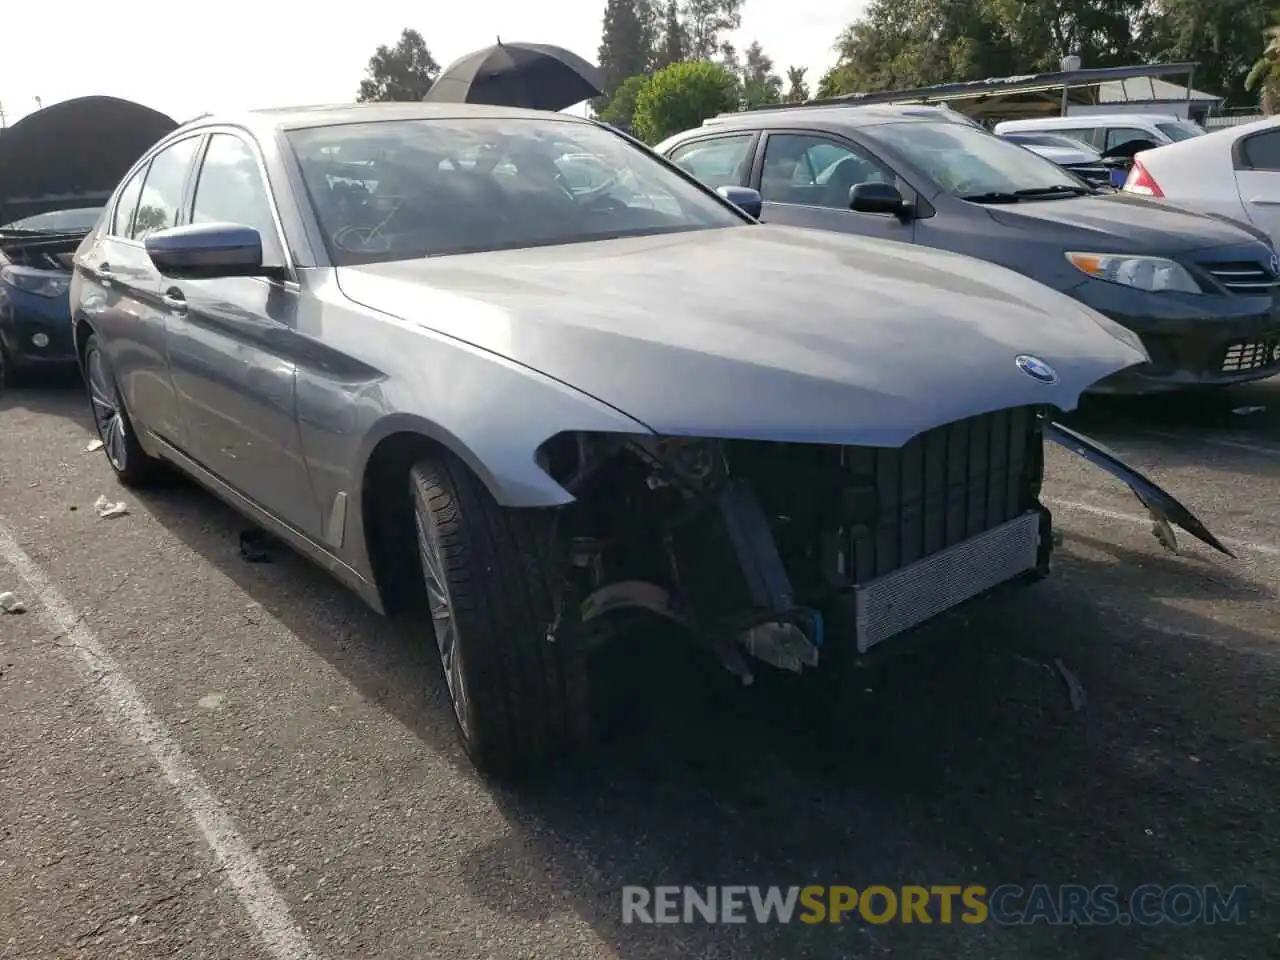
[83,334,163,487]
[408,453,590,778]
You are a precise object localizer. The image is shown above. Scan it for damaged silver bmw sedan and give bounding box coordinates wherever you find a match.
[69,103,1230,778]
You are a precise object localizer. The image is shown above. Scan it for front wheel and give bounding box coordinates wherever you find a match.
[408,453,590,779]
[83,334,163,487]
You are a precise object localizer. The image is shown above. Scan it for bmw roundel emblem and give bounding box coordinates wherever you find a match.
[1015,354,1058,384]
[1270,252,1279,277]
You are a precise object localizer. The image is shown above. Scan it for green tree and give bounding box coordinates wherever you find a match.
[1247,19,1280,113]
[654,0,689,68]
[356,28,440,102]
[818,0,1017,98]
[598,0,658,100]
[597,74,651,132]
[785,65,810,102]
[633,60,740,142]
[1142,0,1273,108]
[740,41,783,106]
[680,0,744,60]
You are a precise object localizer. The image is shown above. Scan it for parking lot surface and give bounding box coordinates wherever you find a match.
[1,374,1277,959]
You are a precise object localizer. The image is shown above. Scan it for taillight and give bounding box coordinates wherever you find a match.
[1124,157,1164,198]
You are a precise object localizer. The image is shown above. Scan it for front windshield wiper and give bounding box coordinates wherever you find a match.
[1012,184,1093,198]
[960,184,1094,204]
[959,191,1022,204]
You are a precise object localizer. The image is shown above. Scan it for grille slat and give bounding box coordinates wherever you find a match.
[1199,260,1280,294]
[1221,337,1280,373]
[844,408,1040,585]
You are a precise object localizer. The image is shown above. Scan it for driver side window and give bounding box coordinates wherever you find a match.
[759,134,897,210]
[190,134,284,265]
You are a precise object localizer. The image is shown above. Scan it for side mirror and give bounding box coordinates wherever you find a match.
[850,181,910,217]
[716,185,763,219]
[145,222,271,280]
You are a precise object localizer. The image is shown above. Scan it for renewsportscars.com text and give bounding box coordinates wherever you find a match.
[621,884,1248,926]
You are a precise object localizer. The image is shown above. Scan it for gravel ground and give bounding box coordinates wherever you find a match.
[0,374,1276,960]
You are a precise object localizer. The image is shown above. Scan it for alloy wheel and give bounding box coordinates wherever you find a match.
[414,507,471,738]
[86,349,128,472]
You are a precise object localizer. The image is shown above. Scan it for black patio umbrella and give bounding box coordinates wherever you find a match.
[424,41,604,112]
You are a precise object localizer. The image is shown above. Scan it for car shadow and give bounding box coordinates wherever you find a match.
[1063,376,1280,437]
[116,468,1277,960]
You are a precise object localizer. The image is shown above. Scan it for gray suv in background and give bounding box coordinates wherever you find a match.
[655,105,1280,393]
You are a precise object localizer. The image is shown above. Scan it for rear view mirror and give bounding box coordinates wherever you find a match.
[145,222,271,280]
[850,181,910,217]
[716,185,763,219]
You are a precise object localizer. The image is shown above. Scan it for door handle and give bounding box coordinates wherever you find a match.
[162,289,188,314]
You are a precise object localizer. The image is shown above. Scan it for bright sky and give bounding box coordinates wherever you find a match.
[0,0,865,127]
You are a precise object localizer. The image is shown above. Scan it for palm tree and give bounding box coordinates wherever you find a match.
[1246,22,1280,115]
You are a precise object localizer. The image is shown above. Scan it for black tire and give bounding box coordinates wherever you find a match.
[408,452,590,778]
[83,333,163,487]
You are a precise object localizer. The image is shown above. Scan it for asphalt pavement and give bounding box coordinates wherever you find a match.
[1,373,1277,960]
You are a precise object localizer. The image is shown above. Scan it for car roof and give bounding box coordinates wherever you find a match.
[695,103,975,133]
[996,114,1188,128]
[174,102,592,137]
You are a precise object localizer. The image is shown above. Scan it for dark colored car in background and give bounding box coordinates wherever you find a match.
[655,104,1280,393]
[997,132,1127,189]
[0,96,176,385]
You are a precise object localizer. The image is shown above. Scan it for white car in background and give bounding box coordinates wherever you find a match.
[1123,116,1280,252]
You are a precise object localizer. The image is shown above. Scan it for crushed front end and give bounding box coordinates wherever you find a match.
[537,405,1053,682]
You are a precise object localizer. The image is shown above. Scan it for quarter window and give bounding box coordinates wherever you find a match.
[668,135,754,189]
[110,165,147,237]
[131,137,200,241]
[759,133,894,210]
[191,134,282,261]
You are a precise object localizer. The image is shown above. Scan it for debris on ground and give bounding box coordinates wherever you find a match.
[239,529,275,563]
[1054,657,1087,712]
[93,495,129,519]
[197,693,226,710]
[0,591,26,614]
[85,439,104,452]
[1231,406,1265,416]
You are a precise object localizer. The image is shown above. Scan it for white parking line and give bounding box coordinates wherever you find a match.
[1044,498,1280,558]
[0,520,322,960]
[1131,429,1280,459]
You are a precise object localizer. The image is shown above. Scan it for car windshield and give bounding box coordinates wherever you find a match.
[870,121,1086,200]
[1007,133,1096,152]
[286,117,745,265]
[1155,121,1205,142]
[0,205,103,233]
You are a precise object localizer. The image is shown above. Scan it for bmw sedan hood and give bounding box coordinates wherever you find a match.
[984,192,1258,255]
[336,224,1145,446]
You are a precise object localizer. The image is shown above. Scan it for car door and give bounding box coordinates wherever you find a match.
[1232,127,1280,248]
[160,130,322,538]
[751,131,916,242]
[76,135,202,448]
[666,133,758,190]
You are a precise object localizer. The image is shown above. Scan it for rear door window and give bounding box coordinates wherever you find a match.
[1239,130,1280,171]
[668,134,755,189]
